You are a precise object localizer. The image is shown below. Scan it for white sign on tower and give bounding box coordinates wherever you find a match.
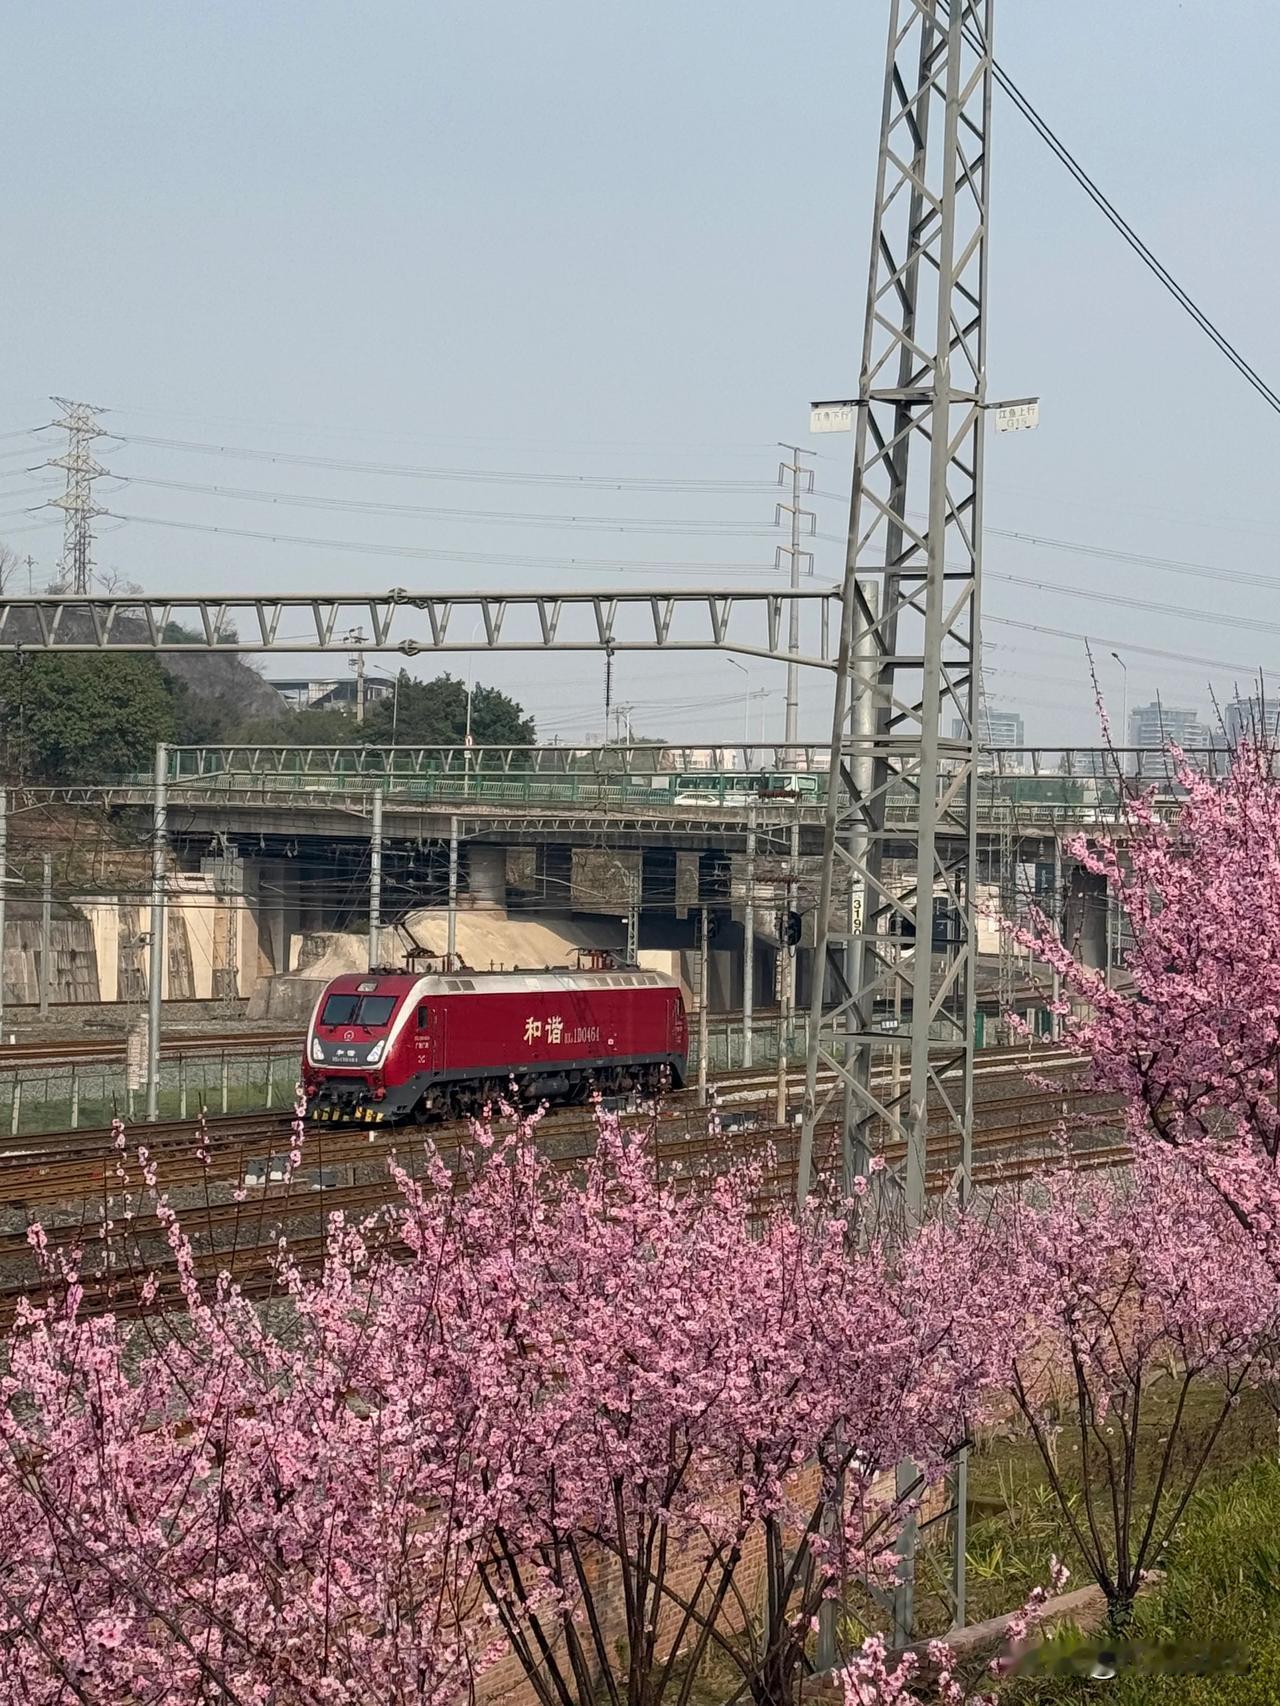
[808,400,857,434]
[993,398,1040,434]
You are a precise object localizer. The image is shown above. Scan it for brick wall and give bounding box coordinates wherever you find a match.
[473,1462,949,1706]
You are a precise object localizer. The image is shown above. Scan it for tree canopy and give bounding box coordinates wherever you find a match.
[225,707,369,747]
[363,670,535,747]
[0,653,176,782]
[213,673,537,748]
[0,656,537,781]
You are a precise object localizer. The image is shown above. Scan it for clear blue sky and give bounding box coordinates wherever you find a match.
[3,0,1278,747]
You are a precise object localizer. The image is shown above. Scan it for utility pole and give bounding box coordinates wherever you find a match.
[697,905,710,1103]
[45,399,107,596]
[219,837,239,1014]
[776,446,816,755]
[742,804,756,1068]
[369,789,384,970]
[346,628,367,725]
[39,854,52,1019]
[146,743,168,1122]
[997,801,1017,1043]
[776,807,800,1125]
[0,787,6,1040]
[800,0,996,1644]
[447,814,459,970]
[984,685,1017,1043]
[1051,830,1062,1039]
[626,865,640,965]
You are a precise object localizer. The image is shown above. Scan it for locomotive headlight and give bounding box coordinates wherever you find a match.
[366,1040,385,1065]
[310,1038,324,1064]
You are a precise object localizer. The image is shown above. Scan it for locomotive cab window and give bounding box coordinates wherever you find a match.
[417,1004,429,1030]
[320,993,397,1028]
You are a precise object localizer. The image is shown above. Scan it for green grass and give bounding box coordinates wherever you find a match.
[942,1381,1280,1632]
[1002,1457,1280,1702]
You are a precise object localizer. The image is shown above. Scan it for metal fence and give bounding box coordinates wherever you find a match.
[122,757,1234,822]
[1,1045,303,1137]
[0,1016,1028,1135]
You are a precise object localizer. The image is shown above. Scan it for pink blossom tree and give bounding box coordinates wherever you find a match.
[838,1561,1070,1705]
[973,1145,1280,1633]
[0,1139,494,1704]
[444,1112,1021,1706]
[0,1106,1020,1706]
[1014,742,1280,1252]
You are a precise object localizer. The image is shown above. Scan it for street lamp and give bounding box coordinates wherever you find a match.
[464,617,485,788]
[1110,651,1128,759]
[727,657,751,766]
[1107,650,1128,990]
[363,663,402,743]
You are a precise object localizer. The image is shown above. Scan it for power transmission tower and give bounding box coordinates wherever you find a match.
[800,0,993,1193]
[46,400,108,596]
[775,447,815,754]
[799,0,995,1640]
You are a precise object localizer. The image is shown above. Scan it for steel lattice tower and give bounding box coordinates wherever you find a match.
[799,1,994,1641]
[48,399,107,596]
[799,0,993,1207]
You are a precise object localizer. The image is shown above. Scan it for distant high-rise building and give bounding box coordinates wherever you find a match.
[1225,695,1280,749]
[957,710,1024,748]
[1127,702,1205,752]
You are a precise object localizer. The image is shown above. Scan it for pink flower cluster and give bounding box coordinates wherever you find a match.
[1013,742,1280,1259]
[0,1109,1015,1705]
[3,1044,1279,1703]
[0,1130,483,1705]
[840,1567,1072,1706]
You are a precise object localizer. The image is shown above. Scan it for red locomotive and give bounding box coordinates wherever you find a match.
[303,965,688,1124]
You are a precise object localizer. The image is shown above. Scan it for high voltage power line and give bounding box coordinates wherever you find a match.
[988,572,1280,638]
[108,433,778,492]
[115,476,775,533]
[100,511,791,563]
[976,26,1280,418]
[986,615,1280,680]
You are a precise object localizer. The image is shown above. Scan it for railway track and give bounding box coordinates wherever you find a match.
[0,1045,1114,1323]
[0,1046,1092,1184]
[0,1085,1114,1255]
[0,1032,1078,1075]
[0,1111,1127,1326]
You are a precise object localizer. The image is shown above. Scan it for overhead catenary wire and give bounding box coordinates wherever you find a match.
[94,403,784,457]
[105,511,786,552]
[110,454,1279,596]
[810,488,1280,594]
